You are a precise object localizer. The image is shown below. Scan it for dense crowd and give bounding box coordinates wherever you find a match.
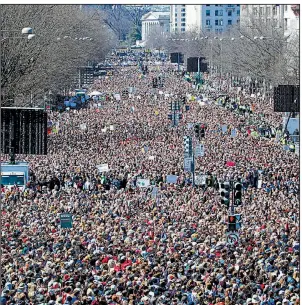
[0,53,299,305]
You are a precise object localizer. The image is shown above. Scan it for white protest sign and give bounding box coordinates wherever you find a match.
[114,94,121,101]
[109,125,114,131]
[166,175,178,184]
[148,156,155,160]
[137,179,150,188]
[96,164,109,172]
[80,123,87,130]
[195,174,206,186]
[257,180,262,189]
[159,91,163,95]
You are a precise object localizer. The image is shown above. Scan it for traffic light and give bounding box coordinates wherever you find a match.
[234,182,242,206]
[220,182,230,207]
[200,127,205,138]
[228,215,236,231]
[183,136,193,157]
[152,78,158,88]
[194,124,200,138]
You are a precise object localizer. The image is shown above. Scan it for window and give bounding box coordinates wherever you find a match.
[260,7,264,15]
[228,20,232,25]
[272,6,277,15]
[181,18,186,22]
[181,4,185,7]
[181,8,185,12]
[237,10,240,16]
[228,5,233,7]
[228,10,232,16]
[285,5,288,11]
[206,10,210,16]
[215,19,219,25]
[181,13,186,16]
[266,6,271,16]
[215,10,218,16]
[215,4,218,6]
[175,23,178,26]
[284,18,288,30]
[181,23,186,26]
[253,7,258,15]
[237,19,240,24]
[219,10,223,16]
[206,4,210,6]
[219,19,223,26]
[181,28,185,32]
[215,29,219,33]
[206,19,211,25]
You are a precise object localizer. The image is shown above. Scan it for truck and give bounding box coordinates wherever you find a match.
[1,162,29,190]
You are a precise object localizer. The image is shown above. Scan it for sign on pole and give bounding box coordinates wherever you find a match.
[60,213,73,229]
[184,157,193,172]
[195,144,204,157]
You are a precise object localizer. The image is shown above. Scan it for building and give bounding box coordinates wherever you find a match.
[141,11,170,41]
[240,5,299,37]
[170,5,240,34]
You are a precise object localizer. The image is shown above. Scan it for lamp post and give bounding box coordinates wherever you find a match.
[0,25,35,294]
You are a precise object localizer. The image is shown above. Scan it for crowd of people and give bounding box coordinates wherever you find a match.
[0,51,299,305]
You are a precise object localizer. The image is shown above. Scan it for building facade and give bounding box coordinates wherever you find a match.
[170,5,240,34]
[141,11,170,41]
[240,5,299,37]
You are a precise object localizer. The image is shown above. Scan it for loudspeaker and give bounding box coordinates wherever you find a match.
[187,57,198,72]
[274,85,300,112]
[170,53,184,64]
[187,57,207,72]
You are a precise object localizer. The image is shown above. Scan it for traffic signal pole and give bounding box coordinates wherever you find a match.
[230,179,235,215]
[177,53,180,73]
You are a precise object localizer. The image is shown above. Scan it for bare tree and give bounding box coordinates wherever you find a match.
[1,4,117,106]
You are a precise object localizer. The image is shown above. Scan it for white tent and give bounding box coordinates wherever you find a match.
[89,91,102,96]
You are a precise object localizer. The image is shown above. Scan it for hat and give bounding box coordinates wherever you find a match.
[252,295,260,304]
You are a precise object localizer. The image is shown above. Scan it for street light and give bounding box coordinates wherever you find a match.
[0,26,36,296]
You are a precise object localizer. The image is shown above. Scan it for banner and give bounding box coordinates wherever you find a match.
[231,129,237,137]
[137,179,150,188]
